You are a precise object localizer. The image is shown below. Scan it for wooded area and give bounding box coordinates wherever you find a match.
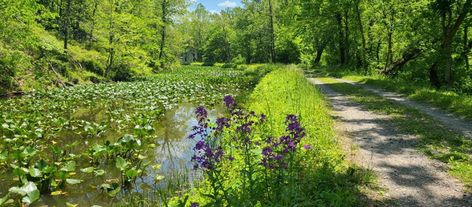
[1,0,472,94]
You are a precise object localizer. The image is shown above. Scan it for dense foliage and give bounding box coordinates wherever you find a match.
[181,0,472,92]
[2,0,472,95]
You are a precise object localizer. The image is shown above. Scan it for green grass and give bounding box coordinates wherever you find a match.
[165,65,376,207]
[248,66,376,205]
[317,77,472,189]
[310,68,472,121]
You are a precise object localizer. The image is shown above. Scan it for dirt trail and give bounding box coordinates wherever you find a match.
[332,78,472,139]
[309,78,471,207]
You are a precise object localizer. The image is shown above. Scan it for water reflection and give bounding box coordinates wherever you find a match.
[29,103,225,206]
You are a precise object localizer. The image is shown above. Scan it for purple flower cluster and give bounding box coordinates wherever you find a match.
[224,95,237,110]
[188,106,209,139]
[191,140,224,170]
[261,114,306,169]
[215,117,230,133]
[189,106,225,170]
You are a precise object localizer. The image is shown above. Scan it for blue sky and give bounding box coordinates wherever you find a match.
[191,0,242,12]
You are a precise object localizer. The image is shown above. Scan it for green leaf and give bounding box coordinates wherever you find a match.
[151,164,161,170]
[94,169,105,176]
[9,182,40,204]
[66,202,79,207]
[66,179,83,185]
[29,167,42,178]
[125,169,139,179]
[0,193,13,205]
[115,157,128,171]
[107,185,121,197]
[80,167,95,173]
[0,151,7,160]
[51,190,65,196]
[61,161,76,172]
[154,175,165,182]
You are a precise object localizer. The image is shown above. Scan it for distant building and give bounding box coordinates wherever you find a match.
[182,48,198,65]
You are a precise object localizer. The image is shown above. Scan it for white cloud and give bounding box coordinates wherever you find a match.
[218,1,237,8]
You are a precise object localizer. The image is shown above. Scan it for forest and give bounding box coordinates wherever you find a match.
[0,0,472,206]
[1,0,472,94]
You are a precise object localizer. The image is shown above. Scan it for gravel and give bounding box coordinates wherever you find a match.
[309,78,471,207]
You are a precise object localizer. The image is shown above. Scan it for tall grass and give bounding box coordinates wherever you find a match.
[247,66,372,206]
[166,65,374,207]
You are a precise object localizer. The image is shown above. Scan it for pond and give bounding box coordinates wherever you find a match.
[0,103,226,206]
[0,66,259,206]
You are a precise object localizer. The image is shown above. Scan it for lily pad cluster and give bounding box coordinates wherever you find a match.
[0,66,259,205]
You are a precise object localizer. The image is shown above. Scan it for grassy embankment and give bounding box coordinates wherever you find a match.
[163,65,375,207]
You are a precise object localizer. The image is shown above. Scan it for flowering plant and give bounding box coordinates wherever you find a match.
[188,95,309,206]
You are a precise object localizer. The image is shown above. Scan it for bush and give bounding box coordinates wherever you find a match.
[202,61,215,67]
[0,55,17,95]
[110,65,136,82]
[231,54,246,65]
[81,59,105,76]
[221,62,235,68]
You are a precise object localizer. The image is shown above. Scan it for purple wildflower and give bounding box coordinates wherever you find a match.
[237,121,254,134]
[304,144,312,150]
[195,106,208,123]
[224,95,236,109]
[192,140,224,170]
[191,203,200,207]
[215,117,230,132]
[260,114,267,122]
[262,146,273,156]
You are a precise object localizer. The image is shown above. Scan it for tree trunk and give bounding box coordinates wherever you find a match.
[442,38,454,86]
[63,0,71,51]
[336,13,346,65]
[355,0,367,68]
[158,0,168,68]
[268,0,276,63]
[382,48,422,77]
[384,11,394,70]
[343,10,350,64]
[464,24,470,71]
[437,0,472,87]
[89,0,98,46]
[314,40,325,64]
[429,63,441,88]
[106,1,115,77]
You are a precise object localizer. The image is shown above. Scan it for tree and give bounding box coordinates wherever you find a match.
[430,0,472,87]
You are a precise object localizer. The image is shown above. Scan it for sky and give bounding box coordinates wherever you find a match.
[191,0,242,13]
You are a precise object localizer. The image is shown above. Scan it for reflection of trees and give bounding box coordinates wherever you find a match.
[151,104,223,189]
[157,105,195,176]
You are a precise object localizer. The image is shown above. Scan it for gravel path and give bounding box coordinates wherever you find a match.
[331,78,472,139]
[309,78,471,207]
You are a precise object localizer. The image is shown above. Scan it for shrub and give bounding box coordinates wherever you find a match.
[110,65,136,82]
[231,54,246,65]
[221,63,235,68]
[0,54,17,95]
